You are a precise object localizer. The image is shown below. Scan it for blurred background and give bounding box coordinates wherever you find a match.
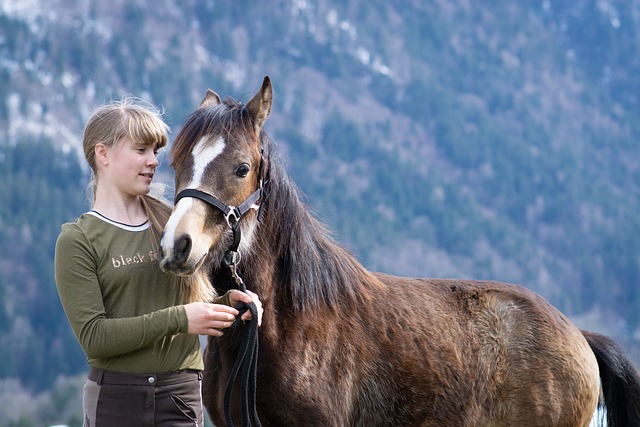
[0,0,639,425]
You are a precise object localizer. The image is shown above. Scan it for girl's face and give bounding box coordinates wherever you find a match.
[102,136,160,197]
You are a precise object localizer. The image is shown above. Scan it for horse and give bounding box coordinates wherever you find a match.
[159,76,640,426]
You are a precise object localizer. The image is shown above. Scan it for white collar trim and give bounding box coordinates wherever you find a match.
[87,210,151,231]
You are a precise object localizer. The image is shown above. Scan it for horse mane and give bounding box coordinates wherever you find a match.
[256,135,382,313]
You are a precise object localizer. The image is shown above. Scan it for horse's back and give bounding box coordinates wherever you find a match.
[370,274,600,426]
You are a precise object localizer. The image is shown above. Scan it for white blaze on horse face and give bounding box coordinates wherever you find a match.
[161,196,193,257]
[191,136,226,187]
[162,136,226,258]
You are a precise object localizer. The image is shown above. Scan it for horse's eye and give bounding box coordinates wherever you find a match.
[236,163,250,178]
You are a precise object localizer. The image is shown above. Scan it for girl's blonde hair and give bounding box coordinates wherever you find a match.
[82,97,213,303]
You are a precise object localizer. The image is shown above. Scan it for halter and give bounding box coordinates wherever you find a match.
[174,184,262,269]
[173,146,267,271]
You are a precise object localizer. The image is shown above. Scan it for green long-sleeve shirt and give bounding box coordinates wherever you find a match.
[55,211,224,373]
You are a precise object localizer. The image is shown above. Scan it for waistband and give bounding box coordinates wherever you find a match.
[88,367,202,386]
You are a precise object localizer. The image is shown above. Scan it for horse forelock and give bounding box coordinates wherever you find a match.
[170,97,253,174]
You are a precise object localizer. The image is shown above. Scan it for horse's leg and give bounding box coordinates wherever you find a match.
[582,331,640,427]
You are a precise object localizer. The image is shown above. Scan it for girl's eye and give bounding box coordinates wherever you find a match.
[236,163,250,177]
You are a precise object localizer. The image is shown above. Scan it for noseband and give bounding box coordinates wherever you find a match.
[174,184,262,267]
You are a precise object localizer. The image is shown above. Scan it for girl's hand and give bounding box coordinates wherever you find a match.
[184,302,239,336]
[228,289,263,327]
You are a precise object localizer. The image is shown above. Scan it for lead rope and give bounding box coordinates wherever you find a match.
[222,226,261,427]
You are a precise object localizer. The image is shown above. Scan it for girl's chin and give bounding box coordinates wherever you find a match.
[131,185,152,196]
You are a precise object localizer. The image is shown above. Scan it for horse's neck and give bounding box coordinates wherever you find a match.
[209,249,276,296]
[216,172,379,315]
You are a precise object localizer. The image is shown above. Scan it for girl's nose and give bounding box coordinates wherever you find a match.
[147,152,159,167]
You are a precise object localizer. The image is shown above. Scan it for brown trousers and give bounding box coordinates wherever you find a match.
[83,367,204,427]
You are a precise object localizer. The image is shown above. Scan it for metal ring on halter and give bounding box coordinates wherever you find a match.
[224,250,241,267]
[225,208,239,228]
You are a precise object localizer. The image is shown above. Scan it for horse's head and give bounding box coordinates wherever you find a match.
[159,76,272,276]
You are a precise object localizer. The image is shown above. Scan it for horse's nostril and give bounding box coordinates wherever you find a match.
[175,235,192,265]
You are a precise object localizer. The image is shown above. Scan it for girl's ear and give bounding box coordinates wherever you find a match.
[95,143,109,167]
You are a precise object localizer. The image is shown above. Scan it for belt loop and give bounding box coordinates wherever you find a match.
[96,368,105,385]
[197,371,203,380]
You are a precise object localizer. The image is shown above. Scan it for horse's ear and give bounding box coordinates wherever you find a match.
[199,89,221,108]
[246,76,272,133]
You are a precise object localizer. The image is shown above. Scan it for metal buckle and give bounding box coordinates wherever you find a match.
[224,250,241,267]
[225,207,239,227]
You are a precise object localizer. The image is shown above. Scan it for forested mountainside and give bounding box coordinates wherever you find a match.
[1,0,640,423]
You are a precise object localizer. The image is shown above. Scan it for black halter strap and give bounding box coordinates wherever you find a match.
[174,186,262,257]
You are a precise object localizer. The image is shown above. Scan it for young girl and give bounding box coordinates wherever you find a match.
[54,97,261,426]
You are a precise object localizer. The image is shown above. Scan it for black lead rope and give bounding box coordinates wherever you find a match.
[224,300,260,427]
[223,257,261,427]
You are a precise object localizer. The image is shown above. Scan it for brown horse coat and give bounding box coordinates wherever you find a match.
[160,77,640,427]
